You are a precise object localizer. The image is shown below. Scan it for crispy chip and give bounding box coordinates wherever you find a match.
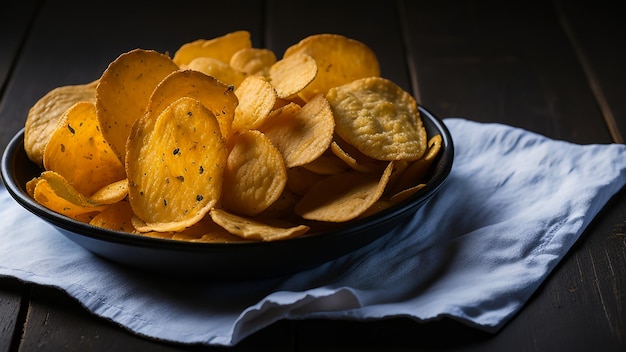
[295,161,395,222]
[24,80,97,166]
[145,70,239,141]
[43,101,126,196]
[126,97,227,232]
[301,150,350,175]
[89,200,135,232]
[389,183,426,204]
[286,167,325,196]
[261,95,334,168]
[390,134,442,195]
[171,216,247,243]
[173,30,252,66]
[210,208,309,241]
[330,137,386,173]
[30,171,109,220]
[185,56,247,88]
[283,33,380,101]
[230,47,277,77]
[327,77,427,161]
[89,179,129,204]
[222,130,287,216]
[232,76,277,132]
[96,49,179,159]
[269,52,317,99]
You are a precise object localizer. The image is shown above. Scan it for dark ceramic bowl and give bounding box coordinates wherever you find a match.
[1,105,453,281]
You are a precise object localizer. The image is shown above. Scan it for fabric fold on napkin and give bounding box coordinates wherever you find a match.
[2,118,626,346]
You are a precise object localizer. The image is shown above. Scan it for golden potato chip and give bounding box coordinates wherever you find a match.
[390,134,442,195]
[230,47,277,77]
[144,69,239,141]
[210,208,309,241]
[24,80,97,166]
[283,33,380,101]
[330,137,386,173]
[256,188,299,219]
[89,179,129,204]
[171,216,247,243]
[126,97,227,232]
[222,130,287,216]
[173,30,252,66]
[269,52,317,99]
[326,77,427,161]
[43,101,126,197]
[286,167,325,196]
[389,183,426,204]
[89,200,135,232]
[232,76,277,132]
[185,56,247,88]
[295,161,394,222]
[301,151,349,175]
[358,199,394,219]
[96,49,179,159]
[30,171,108,219]
[261,95,335,168]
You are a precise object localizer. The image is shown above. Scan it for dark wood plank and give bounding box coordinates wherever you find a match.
[0,278,28,352]
[555,0,626,143]
[0,0,43,151]
[401,0,612,144]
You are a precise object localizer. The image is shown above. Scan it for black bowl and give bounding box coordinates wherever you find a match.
[1,105,453,281]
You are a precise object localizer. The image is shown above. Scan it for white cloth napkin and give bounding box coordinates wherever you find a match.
[1,118,625,346]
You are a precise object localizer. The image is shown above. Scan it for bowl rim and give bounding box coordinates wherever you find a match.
[1,105,454,253]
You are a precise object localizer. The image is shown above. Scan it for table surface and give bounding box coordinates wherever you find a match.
[1,0,625,351]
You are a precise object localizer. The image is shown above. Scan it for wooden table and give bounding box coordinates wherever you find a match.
[1,0,624,350]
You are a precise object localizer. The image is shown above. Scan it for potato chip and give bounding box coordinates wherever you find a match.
[389,183,426,204]
[390,134,442,195]
[221,130,287,216]
[269,52,317,99]
[330,137,386,173]
[89,179,129,204]
[43,101,126,197]
[171,216,247,243]
[89,200,135,232]
[185,56,247,88]
[210,208,309,241]
[173,30,252,66]
[232,76,277,133]
[256,188,299,219]
[230,47,277,77]
[30,171,109,220]
[126,96,227,232]
[24,80,97,166]
[295,161,395,222]
[358,199,394,219]
[282,33,380,101]
[285,167,324,197]
[301,151,349,175]
[326,77,427,161]
[261,95,334,168]
[144,69,239,141]
[96,49,179,160]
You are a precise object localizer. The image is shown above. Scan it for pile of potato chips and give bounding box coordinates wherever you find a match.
[23,31,442,243]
